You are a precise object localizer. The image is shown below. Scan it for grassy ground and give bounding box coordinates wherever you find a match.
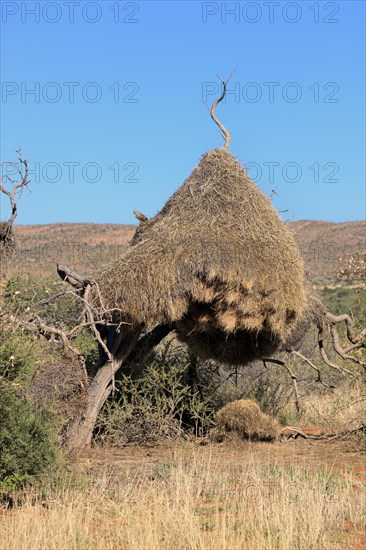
[1,438,365,550]
[1,249,365,549]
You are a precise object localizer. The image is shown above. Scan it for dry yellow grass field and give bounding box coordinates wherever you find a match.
[1,439,365,550]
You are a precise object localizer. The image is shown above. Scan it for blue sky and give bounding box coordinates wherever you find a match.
[1,0,365,225]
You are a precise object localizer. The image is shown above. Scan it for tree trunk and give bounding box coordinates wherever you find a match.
[66,327,141,451]
[65,324,173,452]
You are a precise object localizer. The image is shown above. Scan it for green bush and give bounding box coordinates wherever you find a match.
[0,314,60,491]
[0,386,58,490]
[0,326,42,387]
[96,345,215,445]
[3,275,80,329]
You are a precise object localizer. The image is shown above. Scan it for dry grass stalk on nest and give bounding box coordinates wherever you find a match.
[215,399,280,441]
[93,148,308,365]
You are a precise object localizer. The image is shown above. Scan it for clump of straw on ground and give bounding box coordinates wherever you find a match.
[215,399,280,441]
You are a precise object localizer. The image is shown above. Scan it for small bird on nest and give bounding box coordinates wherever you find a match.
[133,210,148,224]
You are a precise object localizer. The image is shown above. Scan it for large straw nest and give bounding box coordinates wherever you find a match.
[215,399,280,441]
[94,148,308,364]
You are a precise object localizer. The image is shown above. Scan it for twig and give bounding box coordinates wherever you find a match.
[344,337,366,353]
[83,284,113,363]
[24,317,83,360]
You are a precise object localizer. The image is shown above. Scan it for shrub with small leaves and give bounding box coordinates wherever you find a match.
[0,386,58,490]
[95,345,215,445]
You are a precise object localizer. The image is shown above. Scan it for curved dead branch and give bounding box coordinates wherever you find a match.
[330,325,366,369]
[318,327,356,378]
[210,71,235,149]
[321,310,366,372]
[325,311,359,344]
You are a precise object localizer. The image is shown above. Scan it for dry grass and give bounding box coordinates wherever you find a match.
[1,446,365,550]
[94,148,307,365]
[299,381,366,433]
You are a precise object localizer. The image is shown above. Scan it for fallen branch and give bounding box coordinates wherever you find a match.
[281,424,366,442]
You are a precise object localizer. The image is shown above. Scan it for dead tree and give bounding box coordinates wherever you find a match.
[0,150,30,280]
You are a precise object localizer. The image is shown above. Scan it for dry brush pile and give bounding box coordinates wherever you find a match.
[215,399,280,442]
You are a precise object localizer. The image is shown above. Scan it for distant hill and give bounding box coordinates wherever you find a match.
[9,220,365,281]
[289,220,365,280]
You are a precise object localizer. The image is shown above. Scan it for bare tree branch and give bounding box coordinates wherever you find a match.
[57,264,94,289]
[330,325,366,369]
[133,209,148,224]
[0,149,30,234]
[210,71,235,149]
[318,328,356,378]
[83,284,113,364]
[325,311,360,344]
